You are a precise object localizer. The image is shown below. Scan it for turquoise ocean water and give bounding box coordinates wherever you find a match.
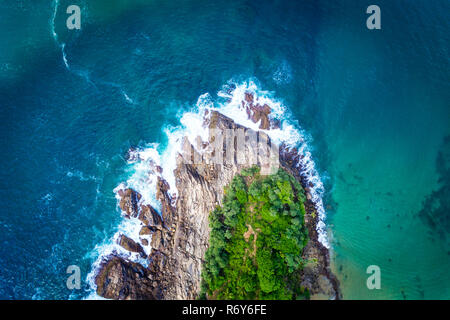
[0,0,448,299]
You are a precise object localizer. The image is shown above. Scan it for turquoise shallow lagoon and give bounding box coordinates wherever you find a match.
[0,0,448,299]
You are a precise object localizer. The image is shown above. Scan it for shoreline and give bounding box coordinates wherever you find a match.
[280,146,340,299]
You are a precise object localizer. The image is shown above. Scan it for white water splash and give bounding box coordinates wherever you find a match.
[51,0,70,71]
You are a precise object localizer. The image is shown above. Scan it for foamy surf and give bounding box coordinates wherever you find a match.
[51,0,70,71]
[86,79,330,298]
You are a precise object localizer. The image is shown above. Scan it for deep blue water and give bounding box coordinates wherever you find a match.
[0,0,448,299]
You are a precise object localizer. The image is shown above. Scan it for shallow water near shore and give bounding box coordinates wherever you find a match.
[0,0,449,299]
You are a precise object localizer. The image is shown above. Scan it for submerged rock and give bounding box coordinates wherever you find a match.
[139,226,155,235]
[243,92,272,130]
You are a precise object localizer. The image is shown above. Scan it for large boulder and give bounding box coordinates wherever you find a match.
[118,189,141,218]
[95,255,158,300]
[118,235,146,258]
[139,226,155,236]
[243,92,272,130]
[138,205,162,228]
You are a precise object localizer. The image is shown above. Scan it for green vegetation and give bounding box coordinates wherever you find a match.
[200,166,310,300]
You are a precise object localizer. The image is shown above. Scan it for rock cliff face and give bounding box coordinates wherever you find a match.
[94,96,340,300]
[279,149,341,299]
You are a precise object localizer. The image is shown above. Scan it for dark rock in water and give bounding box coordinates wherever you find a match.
[248,103,271,130]
[118,188,141,218]
[141,239,149,246]
[95,255,158,300]
[243,92,272,130]
[280,145,300,166]
[138,205,162,228]
[118,235,146,258]
[245,92,254,103]
[139,226,155,236]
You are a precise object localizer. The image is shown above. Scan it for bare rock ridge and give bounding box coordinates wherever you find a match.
[94,93,340,300]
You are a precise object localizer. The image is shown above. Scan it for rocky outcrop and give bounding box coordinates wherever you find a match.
[138,204,162,229]
[118,189,141,218]
[95,92,340,300]
[95,256,159,300]
[244,92,273,130]
[279,146,340,299]
[118,235,146,259]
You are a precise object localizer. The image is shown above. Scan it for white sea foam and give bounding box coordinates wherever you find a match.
[61,43,70,70]
[50,0,70,71]
[86,79,330,298]
[122,91,134,104]
[51,0,59,42]
[66,169,99,182]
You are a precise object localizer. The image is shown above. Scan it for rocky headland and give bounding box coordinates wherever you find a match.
[94,93,340,300]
